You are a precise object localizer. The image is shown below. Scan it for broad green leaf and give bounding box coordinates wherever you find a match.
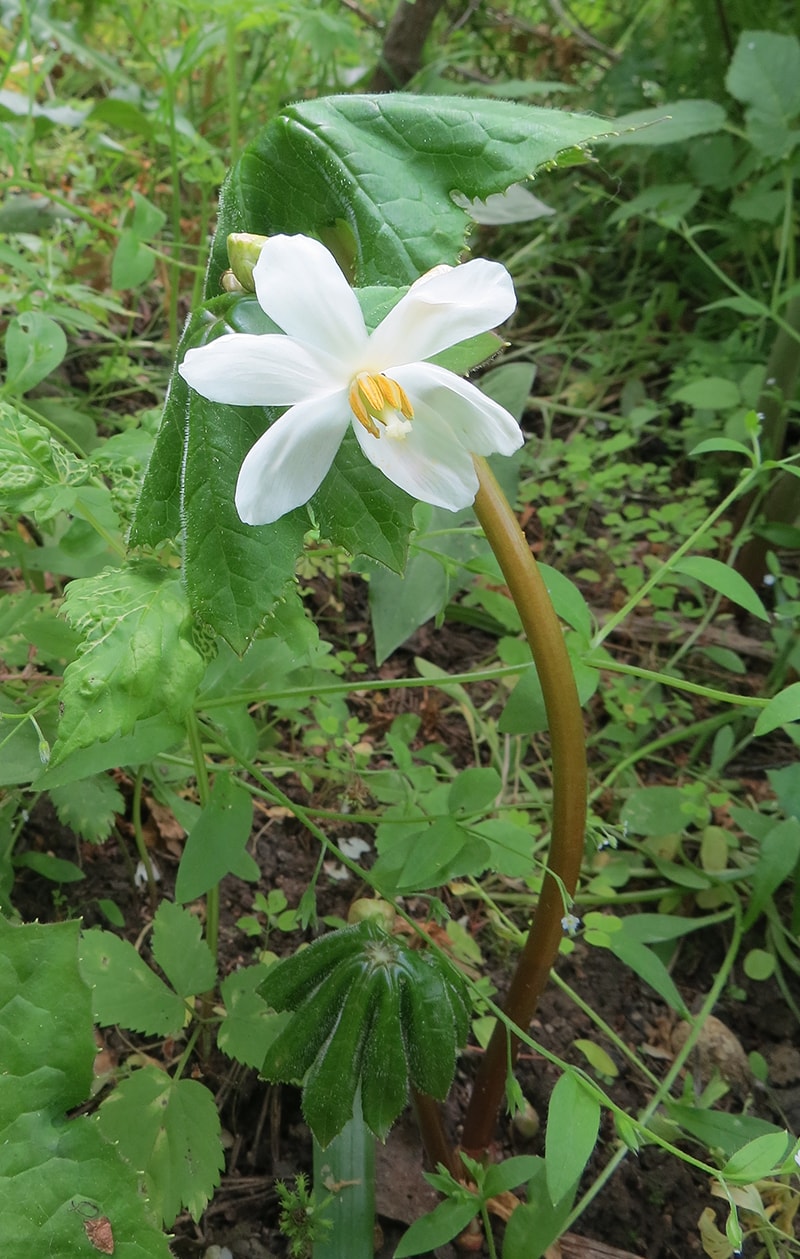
[130,190,167,240]
[112,230,156,289]
[218,966,291,1069]
[0,918,171,1257]
[720,1130,792,1182]
[97,1067,224,1226]
[672,556,769,621]
[52,564,206,764]
[574,1039,619,1080]
[602,100,727,147]
[482,1155,541,1198]
[620,786,687,837]
[174,773,258,903]
[311,428,414,572]
[545,1072,600,1205]
[768,764,800,820]
[181,389,309,652]
[666,1103,789,1157]
[209,94,615,291]
[79,928,186,1036]
[726,31,800,158]
[673,377,741,410]
[448,767,502,815]
[741,817,800,930]
[151,901,216,998]
[754,682,800,736]
[3,312,67,395]
[13,851,84,883]
[538,564,594,637]
[395,1195,478,1258]
[472,816,535,878]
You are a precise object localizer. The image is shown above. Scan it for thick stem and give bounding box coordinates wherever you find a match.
[461,458,588,1155]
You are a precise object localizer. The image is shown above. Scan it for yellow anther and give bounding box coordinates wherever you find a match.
[377,375,413,418]
[349,371,415,440]
[348,379,380,437]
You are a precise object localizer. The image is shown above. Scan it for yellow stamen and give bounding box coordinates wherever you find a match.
[349,371,415,440]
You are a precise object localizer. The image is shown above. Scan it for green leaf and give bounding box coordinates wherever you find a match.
[183,395,309,651]
[742,948,775,981]
[79,928,186,1036]
[151,901,216,998]
[395,1195,478,1258]
[130,190,167,240]
[605,930,689,1015]
[666,1103,788,1158]
[218,965,291,1069]
[0,918,172,1257]
[111,229,156,289]
[3,312,67,395]
[209,95,615,291]
[97,1067,224,1226]
[672,556,769,621]
[0,400,84,517]
[311,428,414,572]
[482,1155,541,1198]
[673,377,741,410]
[174,773,258,903]
[502,1158,577,1259]
[13,851,84,883]
[35,714,185,790]
[720,1130,792,1182]
[52,563,206,764]
[545,1072,600,1205]
[602,99,728,147]
[48,774,125,843]
[726,31,800,158]
[448,767,502,815]
[689,438,753,459]
[620,785,687,837]
[741,817,800,930]
[754,682,800,736]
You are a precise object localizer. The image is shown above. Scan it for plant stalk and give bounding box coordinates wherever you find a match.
[460,458,587,1154]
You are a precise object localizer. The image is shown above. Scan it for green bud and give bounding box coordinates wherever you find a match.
[226,233,269,292]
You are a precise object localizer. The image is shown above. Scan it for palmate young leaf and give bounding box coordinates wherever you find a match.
[0,918,171,1257]
[151,900,216,998]
[96,1066,224,1226]
[79,928,186,1036]
[0,399,85,518]
[52,562,206,765]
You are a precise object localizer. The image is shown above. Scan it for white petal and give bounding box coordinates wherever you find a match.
[180,334,340,405]
[353,401,478,511]
[395,362,523,456]
[252,235,367,362]
[235,392,351,524]
[367,258,517,367]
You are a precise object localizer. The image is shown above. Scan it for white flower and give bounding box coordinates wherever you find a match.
[561,913,581,936]
[178,234,523,525]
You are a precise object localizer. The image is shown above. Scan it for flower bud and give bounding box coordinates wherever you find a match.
[226,233,269,292]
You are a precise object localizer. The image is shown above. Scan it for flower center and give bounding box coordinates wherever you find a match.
[348,372,414,442]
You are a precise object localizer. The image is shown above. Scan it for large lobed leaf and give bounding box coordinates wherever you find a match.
[0,917,172,1257]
